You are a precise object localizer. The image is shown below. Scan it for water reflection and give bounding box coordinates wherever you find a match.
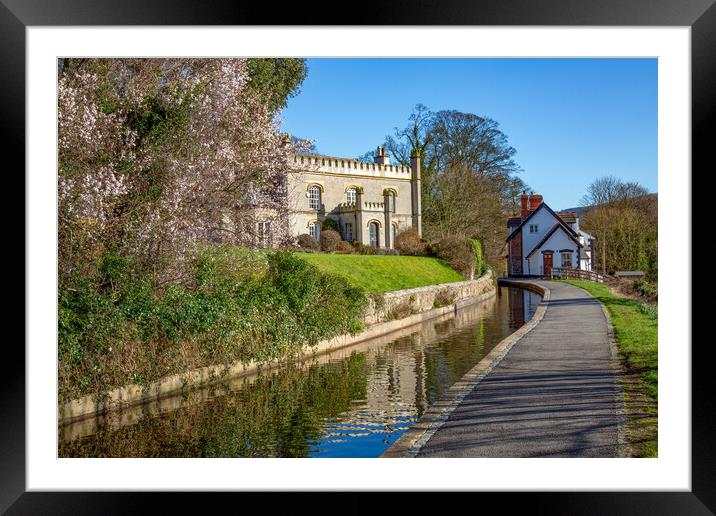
[59,286,540,458]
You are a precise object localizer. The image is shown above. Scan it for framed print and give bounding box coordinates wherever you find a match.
[5,0,712,512]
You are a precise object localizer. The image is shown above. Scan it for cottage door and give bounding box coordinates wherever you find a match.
[542,252,553,277]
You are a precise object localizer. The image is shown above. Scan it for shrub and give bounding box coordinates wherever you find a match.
[395,227,430,256]
[58,247,369,402]
[470,239,485,276]
[321,218,340,233]
[297,233,320,251]
[353,242,377,255]
[335,240,355,254]
[320,229,341,252]
[435,236,475,279]
[633,279,657,299]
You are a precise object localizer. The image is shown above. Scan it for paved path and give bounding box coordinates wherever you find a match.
[414,280,626,458]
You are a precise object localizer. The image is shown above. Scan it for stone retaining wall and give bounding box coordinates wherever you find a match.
[363,272,494,325]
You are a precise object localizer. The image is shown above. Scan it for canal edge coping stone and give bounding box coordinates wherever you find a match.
[381,279,549,458]
[58,272,497,425]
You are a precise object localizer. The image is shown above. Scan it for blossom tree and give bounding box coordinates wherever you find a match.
[58,58,307,284]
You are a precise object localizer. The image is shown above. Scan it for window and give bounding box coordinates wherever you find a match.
[369,222,379,247]
[309,185,321,211]
[309,221,320,241]
[344,223,353,242]
[386,191,395,212]
[346,187,357,204]
[258,220,271,248]
[561,251,573,268]
[529,224,539,233]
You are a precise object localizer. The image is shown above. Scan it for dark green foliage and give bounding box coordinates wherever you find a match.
[319,229,341,252]
[470,239,485,276]
[320,218,340,233]
[297,233,320,251]
[58,248,368,401]
[246,58,307,112]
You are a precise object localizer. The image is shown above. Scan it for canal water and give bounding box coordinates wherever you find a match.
[59,286,540,458]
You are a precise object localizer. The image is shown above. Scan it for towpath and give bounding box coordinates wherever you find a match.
[383,279,627,458]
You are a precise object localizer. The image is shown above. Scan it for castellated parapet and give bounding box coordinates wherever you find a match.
[291,154,412,178]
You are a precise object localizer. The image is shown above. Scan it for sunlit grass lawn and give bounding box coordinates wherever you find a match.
[562,279,658,457]
[296,253,464,293]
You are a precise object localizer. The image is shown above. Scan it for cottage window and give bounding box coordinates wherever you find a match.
[369,222,379,247]
[309,185,321,211]
[529,224,539,233]
[561,251,573,268]
[258,220,271,248]
[346,187,357,204]
[344,223,353,242]
[309,221,320,241]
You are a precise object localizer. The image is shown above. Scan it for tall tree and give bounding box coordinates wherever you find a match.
[245,58,307,112]
[578,177,657,280]
[58,58,302,285]
[373,105,526,268]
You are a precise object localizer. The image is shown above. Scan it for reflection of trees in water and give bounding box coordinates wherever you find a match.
[59,354,369,458]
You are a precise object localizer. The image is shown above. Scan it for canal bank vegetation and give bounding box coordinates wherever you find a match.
[59,247,368,402]
[562,279,658,457]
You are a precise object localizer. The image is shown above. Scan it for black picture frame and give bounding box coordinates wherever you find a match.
[4,0,710,512]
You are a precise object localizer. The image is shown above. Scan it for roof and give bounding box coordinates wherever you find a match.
[506,216,522,227]
[556,211,577,224]
[525,223,582,259]
[506,202,580,242]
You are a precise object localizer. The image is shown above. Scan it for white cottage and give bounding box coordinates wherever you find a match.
[506,192,595,277]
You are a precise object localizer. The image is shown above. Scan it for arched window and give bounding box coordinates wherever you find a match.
[309,221,321,241]
[346,187,357,204]
[384,190,396,212]
[258,219,271,248]
[309,185,321,211]
[369,222,379,247]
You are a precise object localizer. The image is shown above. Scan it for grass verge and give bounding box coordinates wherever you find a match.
[296,253,464,293]
[562,279,657,457]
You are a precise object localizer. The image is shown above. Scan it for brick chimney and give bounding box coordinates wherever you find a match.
[520,191,529,220]
[529,193,543,212]
[374,146,390,165]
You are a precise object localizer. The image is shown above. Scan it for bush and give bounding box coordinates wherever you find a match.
[395,227,430,256]
[58,248,369,402]
[320,229,341,252]
[321,218,340,233]
[435,236,475,279]
[335,240,355,254]
[632,279,658,300]
[353,242,377,255]
[470,239,485,276]
[297,233,320,251]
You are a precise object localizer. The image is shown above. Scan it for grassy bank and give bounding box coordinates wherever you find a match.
[296,253,465,293]
[562,279,658,457]
[59,247,368,402]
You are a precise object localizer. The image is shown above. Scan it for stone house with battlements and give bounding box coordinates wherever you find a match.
[283,146,423,248]
[506,192,595,277]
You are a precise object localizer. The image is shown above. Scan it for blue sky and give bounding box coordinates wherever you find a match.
[280,58,657,210]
